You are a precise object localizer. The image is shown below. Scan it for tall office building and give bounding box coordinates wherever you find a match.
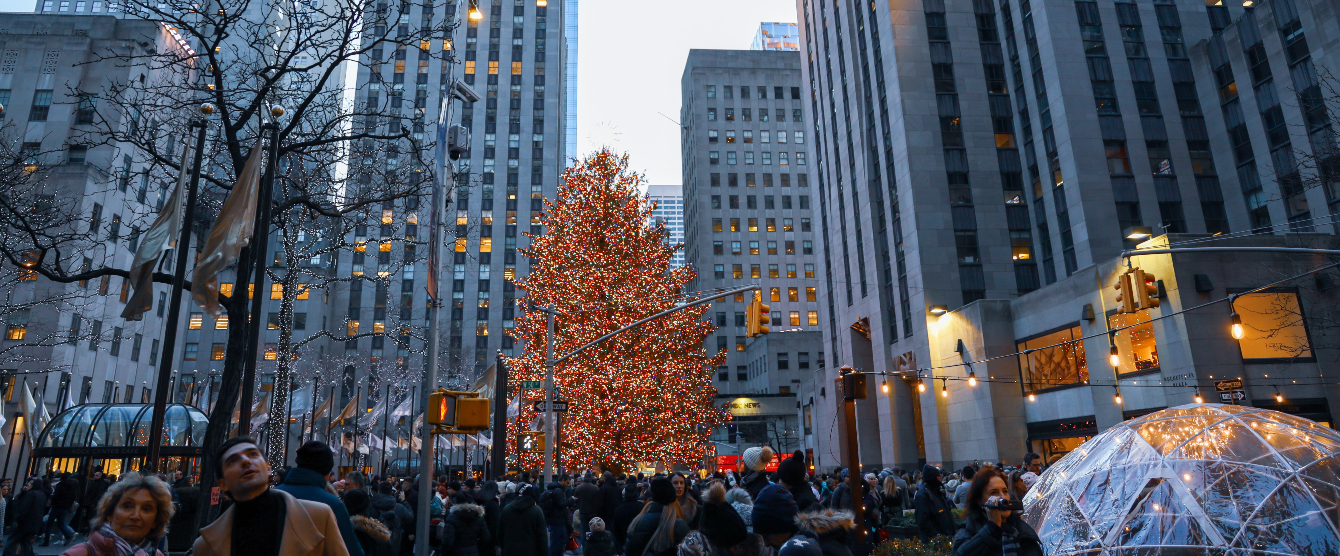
[680,49,822,397]
[796,0,1340,469]
[646,185,686,268]
[751,22,799,52]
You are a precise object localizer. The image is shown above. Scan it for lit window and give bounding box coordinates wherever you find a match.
[749,241,759,255]
[219,283,235,297]
[211,343,225,360]
[382,209,394,224]
[790,311,801,326]
[808,311,819,326]
[770,288,781,302]
[512,62,522,74]
[1018,325,1089,390]
[748,218,758,232]
[1233,291,1314,360]
[804,264,815,278]
[348,320,360,335]
[456,238,468,252]
[215,315,228,329]
[1109,309,1160,374]
[480,238,492,252]
[188,313,202,330]
[751,265,761,279]
[766,218,776,232]
[788,288,799,302]
[5,310,29,340]
[271,284,283,299]
[465,61,476,74]
[297,284,309,300]
[806,287,817,301]
[264,344,277,361]
[787,264,797,278]
[488,61,499,74]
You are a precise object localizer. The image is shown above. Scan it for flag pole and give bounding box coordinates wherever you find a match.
[146,110,211,472]
[490,350,507,480]
[381,382,390,477]
[283,379,295,466]
[240,115,283,435]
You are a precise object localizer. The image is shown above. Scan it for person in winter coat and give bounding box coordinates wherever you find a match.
[724,488,753,533]
[474,481,502,556]
[78,468,111,535]
[59,473,176,556]
[539,480,575,556]
[914,465,956,542]
[345,489,394,556]
[625,478,688,556]
[42,474,79,546]
[737,447,774,501]
[794,509,856,556]
[951,469,1042,556]
[584,517,615,556]
[598,473,622,526]
[275,442,366,556]
[371,482,403,552]
[8,477,47,555]
[670,473,699,527]
[442,493,492,556]
[611,483,645,553]
[574,475,603,545]
[775,451,819,512]
[675,483,768,556]
[499,484,548,556]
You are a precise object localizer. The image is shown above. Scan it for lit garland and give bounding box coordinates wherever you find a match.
[505,150,729,472]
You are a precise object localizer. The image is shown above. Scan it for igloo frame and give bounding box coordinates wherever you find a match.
[1022,403,1340,555]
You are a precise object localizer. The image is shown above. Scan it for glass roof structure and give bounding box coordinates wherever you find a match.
[1023,403,1340,555]
[31,403,209,458]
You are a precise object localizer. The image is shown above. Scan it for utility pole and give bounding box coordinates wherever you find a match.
[838,367,867,549]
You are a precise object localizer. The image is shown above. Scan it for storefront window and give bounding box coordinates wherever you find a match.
[1233,291,1313,360]
[1109,309,1159,374]
[1017,324,1088,391]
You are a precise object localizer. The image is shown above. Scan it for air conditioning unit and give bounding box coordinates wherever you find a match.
[447,124,470,159]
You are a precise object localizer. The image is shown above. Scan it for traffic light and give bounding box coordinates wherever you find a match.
[1113,270,1136,313]
[1133,268,1160,310]
[516,431,545,453]
[425,389,491,431]
[426,390,456,427]
[746,291,771,337]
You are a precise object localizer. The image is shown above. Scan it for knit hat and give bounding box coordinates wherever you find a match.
[922,465,942,483]
[1021,472,1040,490]
[344,488,370,516]
[776,450,806,487]
[751,484,799,535]
[699,483,748,548]
[589,517,605,532]
[295,441,335,476]
[650,477,676,505]
[742,446,775,472]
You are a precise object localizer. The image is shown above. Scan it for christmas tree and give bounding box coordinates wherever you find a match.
[506,149,729,472]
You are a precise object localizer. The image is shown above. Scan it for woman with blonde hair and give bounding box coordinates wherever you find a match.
[60,472,176,556]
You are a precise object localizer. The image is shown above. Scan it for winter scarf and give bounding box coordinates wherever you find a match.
[104,523,157,556]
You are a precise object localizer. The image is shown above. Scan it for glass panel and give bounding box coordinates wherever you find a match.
[58,404,100,448]
[1109,309,1160,373]
[37,409,77,449]
[190,408,209,446]
[1016,325,1088,390]
[164,405,190,446]
[90,405,141,447]
[131,405,153,447]
[1233,292,1314,359]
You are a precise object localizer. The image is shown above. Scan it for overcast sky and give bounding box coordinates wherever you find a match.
[0,0,800,185]
[576,0,799,187]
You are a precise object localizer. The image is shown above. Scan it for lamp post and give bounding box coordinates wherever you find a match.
[240,107,284,434]
[144,104,213,473]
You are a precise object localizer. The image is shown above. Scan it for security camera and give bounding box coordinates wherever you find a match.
[451,81,481,103]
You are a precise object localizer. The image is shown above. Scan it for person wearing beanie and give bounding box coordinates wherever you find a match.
[750,485,800,547]
[914,465,955,542]
[345,489,394,556]
[774,451,819,512]
[675,483,768,556]
[276,441,366,556]
[499,484,548,556]
[441,492,491,556]
[585,517,615,556]
[625,477,689,556]
[612,483,645,551]
[724,487,754,532]
[738,446,774,501]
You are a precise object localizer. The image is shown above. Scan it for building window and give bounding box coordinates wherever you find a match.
[727,152,737,165]
[188,312,202,330]
[709,152,719,165]
[808,311,819,326]
[184,343,198,360]
[789,311,800,325]
[5,309,28,340]
[708,130,718,143]
[265,344,277,361]
[1108,309,1159,374]
[215,315,228,329]
[1232,291,1313,360]
[707,108,716,121]
[1017,324,1088,391]
[29,90,53,121]
[736,337,745,351]
[211,343,225,360]
[707,85,716,98]
[778,353,790,369]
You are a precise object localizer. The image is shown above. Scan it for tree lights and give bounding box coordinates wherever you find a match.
[504,150,728,472]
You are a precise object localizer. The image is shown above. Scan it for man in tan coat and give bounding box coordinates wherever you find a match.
[193,436,351,556]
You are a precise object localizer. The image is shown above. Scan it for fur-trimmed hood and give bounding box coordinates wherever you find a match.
[450,502,486,519]
[352,514,392,542]
[724,488,752,506]
[795,509,855,535]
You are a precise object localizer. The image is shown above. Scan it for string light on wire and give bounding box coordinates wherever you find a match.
[1195,391,1205,404]
[1028,391,1036,402]
[881,380,889,394]
[1113,386,1123,405]
[1276,387,1284,403]
[1109,344,1120,367]
[917,377,926,393]
[967,369,977,387]
[1231,312,1245,340]
[941,379,949,398]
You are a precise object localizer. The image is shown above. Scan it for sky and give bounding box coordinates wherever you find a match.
[575,0,799,187]
[0,0,800,185]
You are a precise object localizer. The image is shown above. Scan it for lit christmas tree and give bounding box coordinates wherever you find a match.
[506,149,728,473]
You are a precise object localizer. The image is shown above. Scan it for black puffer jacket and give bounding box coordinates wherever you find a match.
[624,502,688,556]
[739,472,770,501]
[539,482,573,528]
[474,482,502,556]
[611,488,644,550]
[371,492,402,551]
[442,502,492,556]
[796,509,856,556]
[952,514,1043,556]
[499,494,548,556]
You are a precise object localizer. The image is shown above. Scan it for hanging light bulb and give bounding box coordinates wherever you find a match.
[1194,391,1204,404]
[1109,344,1120,367]
[881,380,889,394]
[967,370,977,387]
[1275,387,1284,403]
[917,378,926,393]
[941,380,949,398]
[1230,312,1244,340]
[1028,391,1036,402]
[1113,386,1123,405]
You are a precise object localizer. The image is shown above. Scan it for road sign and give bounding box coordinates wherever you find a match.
[1214,379,1245,404]
[531,400,569,412]
[521,381,542,389]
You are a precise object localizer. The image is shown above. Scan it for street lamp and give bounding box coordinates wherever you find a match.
[1124,226,1153,240]
[929,305,948,316]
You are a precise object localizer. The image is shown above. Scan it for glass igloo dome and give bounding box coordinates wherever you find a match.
[1022,403,1340,555]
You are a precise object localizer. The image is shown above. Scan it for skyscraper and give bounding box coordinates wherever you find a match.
[681,49,822,396]
[646,185,686,269]
[751,22,799,52]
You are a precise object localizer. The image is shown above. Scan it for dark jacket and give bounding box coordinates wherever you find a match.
[474,483,502,556]
[539,482,574,528]
[598,481,621,523]
[12,485,48,537]
[352,514,395,556]
[788,483,822,513]
[371,492,402,551]
[82,478,111,510]
[585,530,615,556]
[914,483,956,542]
[624,502,688,556]
[739,472,770,501]
[574,481,602,519]
[441,502,492,556]
[275,467,366,556]
[50,478,79,510]
[611,497,644,549]
[499,495,548,556]
[796,509,855,556]
[394,499,416,553]
[951,515,1043,556]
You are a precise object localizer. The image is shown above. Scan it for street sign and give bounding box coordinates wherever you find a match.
[521,380,542,389]
[531,400,569,412]
[1215,379,1245,404]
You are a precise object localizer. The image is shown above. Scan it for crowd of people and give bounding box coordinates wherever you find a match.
[0,444,1047,556]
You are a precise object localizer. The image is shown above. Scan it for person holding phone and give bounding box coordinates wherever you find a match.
[951,469,1042,556]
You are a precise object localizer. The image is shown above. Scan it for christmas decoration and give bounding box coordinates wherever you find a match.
[506,149,728,472]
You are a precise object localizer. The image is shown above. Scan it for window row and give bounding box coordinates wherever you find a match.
[713,217,812,232]
[711,286,818,307]
[712,240,814,255]
[706,85,803,100]
[710,173,809,188]
[708,151,806,166]
[710,195,811,210]
[708,130,805,144]
[713,263,816,279]
[707,108,803,123]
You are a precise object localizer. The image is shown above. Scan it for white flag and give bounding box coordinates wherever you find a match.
[289,384,313,414]
[359,393,387,428]
[192,136,265,319]
[250,391,270,429]
[122,136,192,319]
[390,395,414,418]
[20,382,41,448]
